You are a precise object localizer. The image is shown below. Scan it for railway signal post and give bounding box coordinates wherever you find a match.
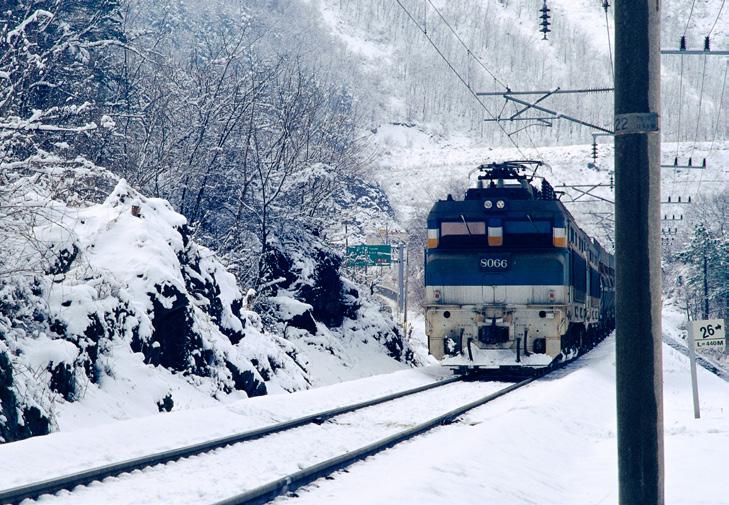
[614,0,664,504]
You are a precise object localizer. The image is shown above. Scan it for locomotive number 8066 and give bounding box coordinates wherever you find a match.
[424,161,615,372]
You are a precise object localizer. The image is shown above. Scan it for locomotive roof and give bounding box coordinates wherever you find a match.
[427,160,613,263]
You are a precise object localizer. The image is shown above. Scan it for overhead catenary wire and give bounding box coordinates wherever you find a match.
[675,54,685,160]
[709,0,726,37]
[423,0,426,34]
[689,54,708,162]
[603,2,615,83]
[392,0,531,159]
[509,100,546,160]
[708,60,729,153]
[680,1,728,201]
[424,0,509,90]
[683,0,698,37]
[673,53,710,205]
[692,55,710,198]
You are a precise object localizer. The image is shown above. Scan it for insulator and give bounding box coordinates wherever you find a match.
[609,174,614,191]
[602,0,610,11]
[680,35,687,51]
[688,196,692,203]
[673,156,678,166]
[668,195,672,202]
[678,196,682,202]
[688,157,692,166]
[540,0,551,40]
[702,158,707,167]
[591,141,598,161]
[705,36,710,51]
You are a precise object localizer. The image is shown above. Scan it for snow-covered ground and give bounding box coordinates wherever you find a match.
[2,310,727,504]
[281,329,729,505]
[0,366,450,491]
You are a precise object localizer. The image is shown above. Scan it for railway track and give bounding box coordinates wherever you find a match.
[0,369,547,505]
[213,374,540,505]
[0,376,462,505]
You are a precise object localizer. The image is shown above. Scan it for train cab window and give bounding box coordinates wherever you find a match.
[503,219,551,247]
[440,221,486,236]
[504,220,550,234]
[439,221,486,248]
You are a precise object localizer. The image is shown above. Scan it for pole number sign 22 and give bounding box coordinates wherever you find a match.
[691,319,726,350]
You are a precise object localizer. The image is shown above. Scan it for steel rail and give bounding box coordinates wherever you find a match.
[213,374,542,505]
[0,376,462,505]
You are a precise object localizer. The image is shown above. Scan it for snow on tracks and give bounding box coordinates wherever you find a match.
[0,375,463,504]
[3,377,524,504]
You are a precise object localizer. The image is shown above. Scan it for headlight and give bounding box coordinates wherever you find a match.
[484,200,493,209]
[496,199,505,209]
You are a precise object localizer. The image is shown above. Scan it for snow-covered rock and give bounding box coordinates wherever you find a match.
[0,171,307,442]
[0,165,418,442]
[255,228,417,388]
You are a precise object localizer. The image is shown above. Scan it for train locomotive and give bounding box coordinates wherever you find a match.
[424,161,615,372]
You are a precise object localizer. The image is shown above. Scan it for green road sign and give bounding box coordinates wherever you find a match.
[346,244,392,267]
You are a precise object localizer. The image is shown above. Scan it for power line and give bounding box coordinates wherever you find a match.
[688,55,711,200]
[675,54,685,160]
[684,0,698,37]
[392,0,530,159]
[509,100,546,160]
[603,3,615,83]
[415,0,547,162]
[709,0,727,37]
[424,0,509,90]
[689,54,708,161]
[422,0,544,164]
[708,61,729,153]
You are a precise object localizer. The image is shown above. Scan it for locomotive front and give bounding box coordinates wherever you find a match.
[424,161,579,371]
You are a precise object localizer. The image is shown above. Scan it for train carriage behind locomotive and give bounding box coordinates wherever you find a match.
[424,161,615,371]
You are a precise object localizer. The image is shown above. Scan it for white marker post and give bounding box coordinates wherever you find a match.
[687,319,727,419]
[687,321,701,419]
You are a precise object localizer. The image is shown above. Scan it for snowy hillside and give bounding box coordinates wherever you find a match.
[312,0,728,148]
[0,167,416,443]
[370,123,729,246]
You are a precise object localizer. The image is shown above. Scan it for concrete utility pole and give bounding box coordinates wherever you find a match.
[614,1,664,504]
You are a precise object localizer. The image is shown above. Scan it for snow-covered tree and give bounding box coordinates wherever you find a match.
[673,192,729,320]
[677,223,719,319]
[0,0,124,165]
